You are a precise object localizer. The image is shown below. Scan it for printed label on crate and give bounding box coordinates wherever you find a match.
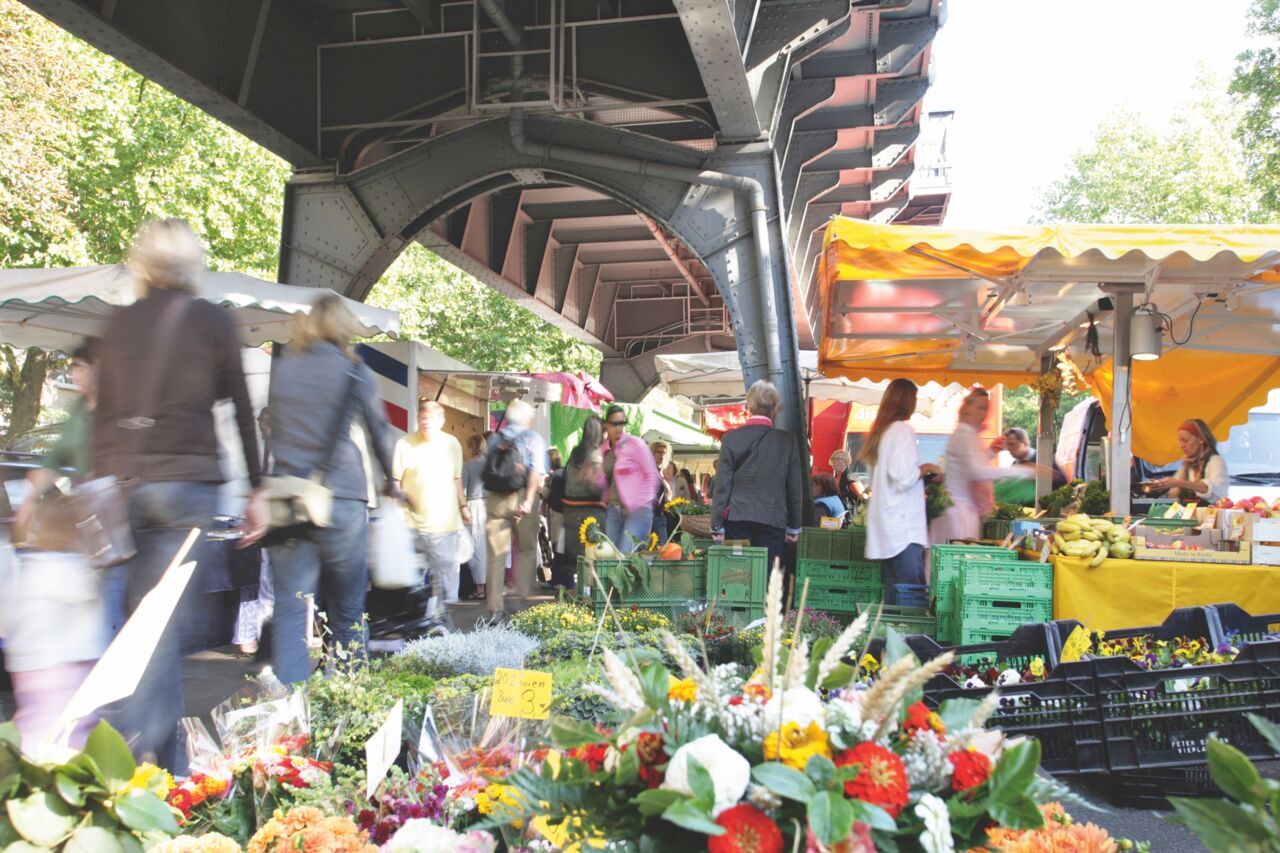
[491,667,554,720]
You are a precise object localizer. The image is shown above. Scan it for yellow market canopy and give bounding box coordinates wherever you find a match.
[818,218,1280,464]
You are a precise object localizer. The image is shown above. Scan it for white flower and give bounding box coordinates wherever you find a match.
[661,734,751,817]
[963,675,987,689]
[382,820,497,853]
[996,669,1021,686]
[762,687,826,731]
[914,794,954,853]
[824,695,866,750]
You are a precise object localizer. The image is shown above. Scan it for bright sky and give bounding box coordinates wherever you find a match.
[925,0,1255,227]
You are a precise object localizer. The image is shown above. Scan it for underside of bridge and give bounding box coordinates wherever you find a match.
[22,0,949,440]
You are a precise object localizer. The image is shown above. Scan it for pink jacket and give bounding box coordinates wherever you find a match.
[606,434,660,512]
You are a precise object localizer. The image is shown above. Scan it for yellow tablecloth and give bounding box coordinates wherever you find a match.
[1052,555,1280,631]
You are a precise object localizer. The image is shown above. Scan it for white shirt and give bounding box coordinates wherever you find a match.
[942,422,1033,510]
[865,421,929,560]
[1175,455,1230,504]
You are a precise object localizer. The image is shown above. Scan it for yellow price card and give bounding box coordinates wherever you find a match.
[490,667,553,720]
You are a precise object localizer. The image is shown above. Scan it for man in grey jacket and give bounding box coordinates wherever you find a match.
[710,381,804,571]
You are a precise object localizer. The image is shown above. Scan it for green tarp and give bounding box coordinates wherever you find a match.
[548,402,717,461]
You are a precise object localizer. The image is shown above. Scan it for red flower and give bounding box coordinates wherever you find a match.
[570,742,610,772]
[708,804,784,853]
[834,743,909,818]
[902,701,944,738]
[168,789,194,815]
[635,732,666,788]
[948,749,992,796]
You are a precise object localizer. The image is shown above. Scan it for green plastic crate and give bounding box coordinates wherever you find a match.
[960,561,1053,601]
[981,519,1014,541]
[931,544,1021,643]
[576,556,707,612]
[858,604,937,639]
[797,527,866,562]
[706,545,768,605]
[957,596,1052,643]
[801,584,862,613]
[796,559,881,587]
[715,603,766,629]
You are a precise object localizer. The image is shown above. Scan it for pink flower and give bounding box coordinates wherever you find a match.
[805,821,877,852]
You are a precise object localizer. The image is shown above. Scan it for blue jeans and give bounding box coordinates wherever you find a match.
[606,504,655,553]
[268,498,369,685]
[881,544,926,605]
[113,480,218,774]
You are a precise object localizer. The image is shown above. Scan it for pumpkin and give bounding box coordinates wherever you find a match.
[658,542,683,561]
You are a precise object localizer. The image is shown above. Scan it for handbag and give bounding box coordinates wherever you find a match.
[261,367,361,545]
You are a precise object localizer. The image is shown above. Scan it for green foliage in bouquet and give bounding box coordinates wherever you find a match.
[925,481,953,522]
[1168,714,1280,849]
[0,721,179,851]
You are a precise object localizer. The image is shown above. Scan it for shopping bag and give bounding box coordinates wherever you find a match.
[456,525,475,566]
[368,498,419,589]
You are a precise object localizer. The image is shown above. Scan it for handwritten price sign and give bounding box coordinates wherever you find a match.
[490,668,553,720]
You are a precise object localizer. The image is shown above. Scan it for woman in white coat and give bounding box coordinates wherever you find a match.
[930,387,1036,544]
[858,379,942,604]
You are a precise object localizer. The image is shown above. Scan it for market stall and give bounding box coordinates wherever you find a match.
[1050,554,1280,631]
[818,218,1280,511]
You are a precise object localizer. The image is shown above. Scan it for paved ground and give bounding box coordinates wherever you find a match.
[0,590,1221,850]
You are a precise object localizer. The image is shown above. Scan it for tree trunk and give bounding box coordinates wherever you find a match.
[2,346,51,445]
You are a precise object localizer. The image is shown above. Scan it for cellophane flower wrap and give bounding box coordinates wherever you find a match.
[484,569,1057,851]
[208,688,335,830]
[428,683,549,800]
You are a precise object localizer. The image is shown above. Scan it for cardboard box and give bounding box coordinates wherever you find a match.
[1133,525,1222,548]
[1218,512,1280,543]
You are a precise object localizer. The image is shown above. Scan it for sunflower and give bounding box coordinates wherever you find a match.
[664,497,692,512]
[647,532,660,552]
[579,516,602,545]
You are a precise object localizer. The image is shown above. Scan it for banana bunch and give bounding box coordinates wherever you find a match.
[1050,514,1132,566]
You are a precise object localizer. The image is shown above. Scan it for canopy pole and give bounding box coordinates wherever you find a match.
[1102,284,1142,516]
[1035,354,1054,504]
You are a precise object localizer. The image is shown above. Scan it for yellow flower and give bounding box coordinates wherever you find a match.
[763,722,830,771]
[668,677,699,703]
[1029,657,1045,678]
[859,653,880,675]
[578,517,599,545]
[664,497,691,512]
[647,532,659,552]
[119,763,174,797]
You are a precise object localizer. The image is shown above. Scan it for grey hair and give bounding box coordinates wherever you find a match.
[129,218,205,296]
[1003,427,1030,443]
[745,380,782,418]
[504,398,535,426]
[829,449,851,466]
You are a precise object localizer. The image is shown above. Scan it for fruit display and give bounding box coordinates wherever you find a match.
[1048,513,1133,565]
[1214,495,1280,517]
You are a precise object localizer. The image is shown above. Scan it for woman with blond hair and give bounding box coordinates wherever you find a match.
[94,218,265,770]
[265,292,399,684]
[931,387,1037,544]
[710,380,803,570]
[858,379,941,603]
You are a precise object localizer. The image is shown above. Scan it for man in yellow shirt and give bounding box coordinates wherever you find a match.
[393,401,472,602]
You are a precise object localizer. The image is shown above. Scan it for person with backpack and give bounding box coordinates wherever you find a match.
[481,399,547,619]
[710,381,804,571]
[602,405,660,553]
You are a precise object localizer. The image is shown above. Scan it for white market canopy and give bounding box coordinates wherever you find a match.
[654,350,965,417]
[0,264,400,351]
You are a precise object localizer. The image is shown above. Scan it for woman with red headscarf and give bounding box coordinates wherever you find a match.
[1152,419,1230,504]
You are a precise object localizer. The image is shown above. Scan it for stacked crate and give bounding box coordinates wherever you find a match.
[796,527,879,619]
[705,544,769,626]
[576,555,707,616]
[931,544,1026,643]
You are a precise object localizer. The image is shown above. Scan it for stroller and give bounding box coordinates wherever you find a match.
[366,522,452,642]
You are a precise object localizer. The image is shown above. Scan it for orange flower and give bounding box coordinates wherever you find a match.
[833,743,908,817]
[981,802,1118,853]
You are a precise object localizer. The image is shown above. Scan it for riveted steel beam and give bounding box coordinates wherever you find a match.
[671,0,763,141]
[747,0,850,134]
[875,76,929,126]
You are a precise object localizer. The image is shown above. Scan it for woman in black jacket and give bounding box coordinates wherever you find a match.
[709,381,803,571]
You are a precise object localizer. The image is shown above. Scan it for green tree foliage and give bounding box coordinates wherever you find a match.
[0,0,288,439]
[1233,0,1280,214]
[1001,385,1091,440]
[1035,74,1272,224]
[368,244,602,376]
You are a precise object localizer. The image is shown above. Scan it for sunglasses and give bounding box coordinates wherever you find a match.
[606,419,627,427]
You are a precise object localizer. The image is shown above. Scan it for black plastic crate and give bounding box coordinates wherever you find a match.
[865,624,1104,776]
[1080,765,1218,810]
[1208,604,1280,646]
[1090,639,1280,771]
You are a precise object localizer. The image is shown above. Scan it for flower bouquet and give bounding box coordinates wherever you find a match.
[486,569,1057,850]
[669,497,713,538]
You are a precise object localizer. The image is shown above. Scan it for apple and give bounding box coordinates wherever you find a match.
[1216,498,1234,509]
[1253,496,1267,505]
